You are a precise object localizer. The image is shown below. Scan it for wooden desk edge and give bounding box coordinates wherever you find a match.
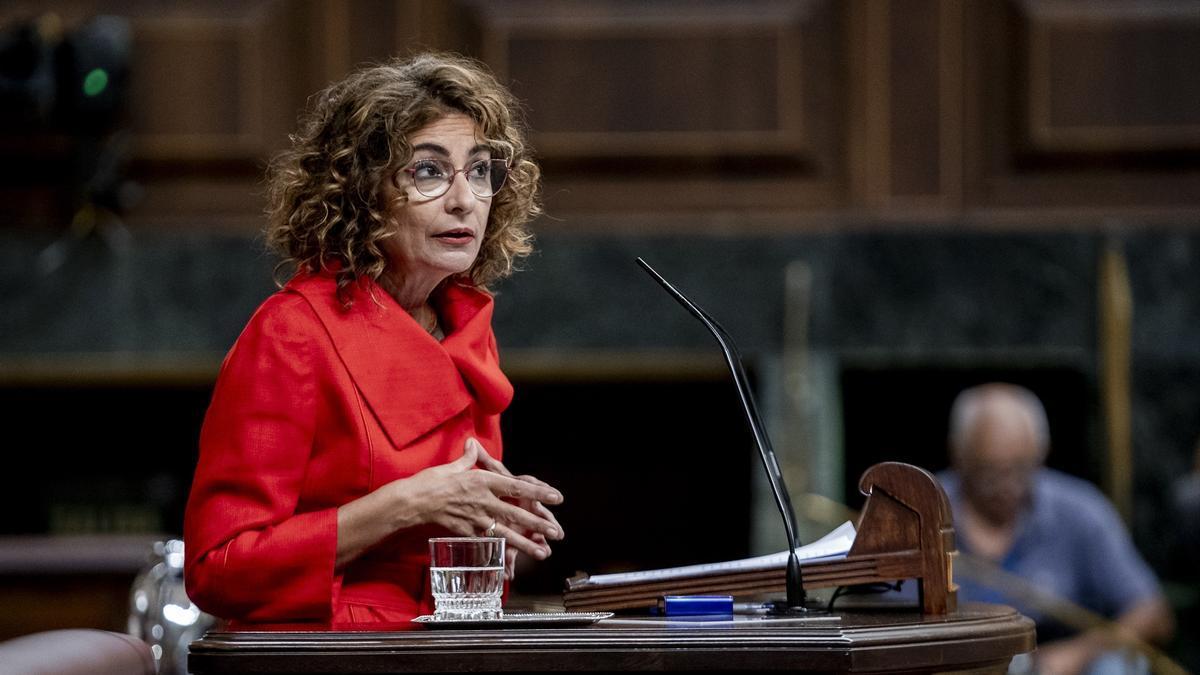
[188,603,1036,674]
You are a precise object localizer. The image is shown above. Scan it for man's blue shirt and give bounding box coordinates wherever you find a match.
[938,468,1160,642]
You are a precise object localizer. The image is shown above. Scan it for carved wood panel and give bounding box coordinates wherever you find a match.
[1024,2,1200,154]
[964,0,1200,211]
[132,8,275,162]
[458,0,845,214]
[847,0,963,214]
[5,1,1200,227]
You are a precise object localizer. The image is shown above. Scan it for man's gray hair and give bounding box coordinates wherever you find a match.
[948,383,1050,462]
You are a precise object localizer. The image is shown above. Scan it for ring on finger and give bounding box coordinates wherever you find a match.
[484,520,497,537]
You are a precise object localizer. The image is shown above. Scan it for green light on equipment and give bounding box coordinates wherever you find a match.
[83,68,109,97]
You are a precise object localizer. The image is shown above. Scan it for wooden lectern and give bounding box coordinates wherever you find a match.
[819,461,958,614]
[188,463,1034,674]
[563,462,958,615]
[188,603,1033,674]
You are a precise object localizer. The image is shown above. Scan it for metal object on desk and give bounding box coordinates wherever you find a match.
[412,611,613,629]
[127,539,216,675]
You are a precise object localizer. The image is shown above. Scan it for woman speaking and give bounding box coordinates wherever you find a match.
[183,53,563,627]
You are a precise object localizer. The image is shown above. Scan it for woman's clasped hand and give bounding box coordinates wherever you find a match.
[396,437,563,561]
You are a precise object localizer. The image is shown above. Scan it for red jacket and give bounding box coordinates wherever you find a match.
[183,271,513,626]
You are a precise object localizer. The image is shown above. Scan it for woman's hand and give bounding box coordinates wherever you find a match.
[469,439,564,534]
[467,437,565,579]
[392,440,562,557]
[336,440,563,568]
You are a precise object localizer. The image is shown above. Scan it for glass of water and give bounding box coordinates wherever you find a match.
[429,537,505,620]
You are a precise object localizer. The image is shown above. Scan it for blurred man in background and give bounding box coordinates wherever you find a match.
[939,384,1173,675]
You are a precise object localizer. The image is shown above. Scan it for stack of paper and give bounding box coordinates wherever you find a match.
[563,522,856,611]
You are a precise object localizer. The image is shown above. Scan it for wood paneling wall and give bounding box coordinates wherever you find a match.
[965,0,1200,213]
[2,0,1198,229]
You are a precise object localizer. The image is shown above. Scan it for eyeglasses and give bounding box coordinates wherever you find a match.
[396,158,509,199]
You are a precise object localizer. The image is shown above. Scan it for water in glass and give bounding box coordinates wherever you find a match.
[429,537,504,620]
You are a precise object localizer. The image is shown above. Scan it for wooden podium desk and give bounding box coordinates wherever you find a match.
[187,602,1034,674]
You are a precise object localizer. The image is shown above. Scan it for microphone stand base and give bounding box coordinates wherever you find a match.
[765,600,830,616]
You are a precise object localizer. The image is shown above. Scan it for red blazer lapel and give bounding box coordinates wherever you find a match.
[287,273,475,450]
[439,282,514,416]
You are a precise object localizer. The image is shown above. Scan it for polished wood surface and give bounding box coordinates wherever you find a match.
[187,602,1033,674]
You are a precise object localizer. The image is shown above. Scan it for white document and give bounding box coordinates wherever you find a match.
[585,520,857,587]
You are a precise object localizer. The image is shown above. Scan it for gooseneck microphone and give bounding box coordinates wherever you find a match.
[636,257,811,613]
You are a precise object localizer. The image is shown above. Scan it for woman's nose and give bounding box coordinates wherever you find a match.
[442,173,477,213]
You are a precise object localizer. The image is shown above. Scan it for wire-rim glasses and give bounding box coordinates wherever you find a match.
[396,157,509,199]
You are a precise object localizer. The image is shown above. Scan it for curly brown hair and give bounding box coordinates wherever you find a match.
[265,52,540,303]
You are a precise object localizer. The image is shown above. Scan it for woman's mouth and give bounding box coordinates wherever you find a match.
[432,229,474,244]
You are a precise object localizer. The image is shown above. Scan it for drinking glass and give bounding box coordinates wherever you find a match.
[429,537,505,620]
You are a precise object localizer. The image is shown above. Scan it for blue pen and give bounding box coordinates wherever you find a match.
[659,595,734,616]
